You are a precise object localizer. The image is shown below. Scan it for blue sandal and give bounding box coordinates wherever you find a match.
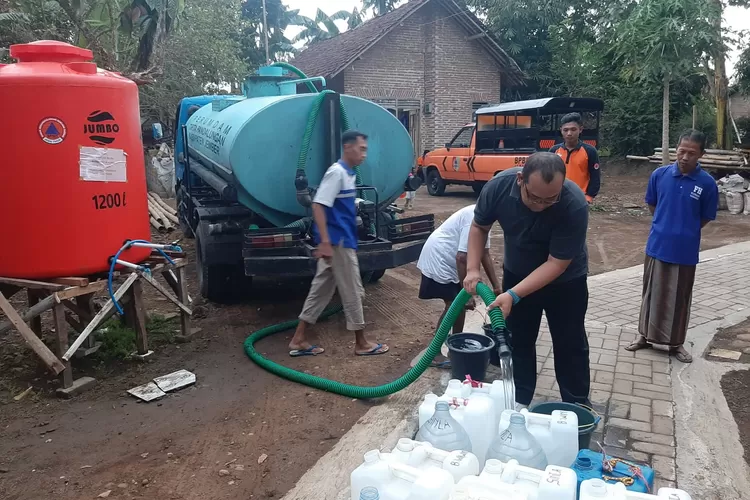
[356,343,390,356]
[289,345,324,357]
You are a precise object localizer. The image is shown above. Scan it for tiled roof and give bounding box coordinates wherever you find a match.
[291,0,524,86]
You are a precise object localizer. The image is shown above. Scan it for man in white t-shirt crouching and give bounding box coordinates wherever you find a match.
[416,204,501,367]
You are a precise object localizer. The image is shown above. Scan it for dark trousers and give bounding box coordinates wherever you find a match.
[503,268,591,406]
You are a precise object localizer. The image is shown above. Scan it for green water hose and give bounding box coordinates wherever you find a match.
[272,62,373,238]
[244,282,505,399]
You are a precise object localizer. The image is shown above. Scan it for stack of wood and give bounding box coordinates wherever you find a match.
[148,192,178,233]
[627,148,750,171]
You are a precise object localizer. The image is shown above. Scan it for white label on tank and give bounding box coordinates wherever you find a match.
[79,146,127,182]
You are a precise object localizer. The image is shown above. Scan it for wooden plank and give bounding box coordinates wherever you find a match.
[177,266,191,340]
[0,292,66,374]
[655,147,742,155]
[0,277,66,291]
[162,269,193,305]
[130,280,149,355]
[62,273,139,361]
[139,272,192,316]
[54,281,107,302]
[61,299,90,319]
[0,294,56,335]
[50,277,89,287]
[53,303,74,389]
[64,311,84,333]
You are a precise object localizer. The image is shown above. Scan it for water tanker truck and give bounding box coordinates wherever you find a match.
[173,64,433,302]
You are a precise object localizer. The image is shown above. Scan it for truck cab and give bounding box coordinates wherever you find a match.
[420,97,604,196]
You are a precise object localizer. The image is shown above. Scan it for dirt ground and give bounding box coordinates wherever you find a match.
[706,318,750,364]
[721,369,750,468]
[3,164,750,500]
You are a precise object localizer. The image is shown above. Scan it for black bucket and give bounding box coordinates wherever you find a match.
[447,333,495,382]
[483,324,512,367]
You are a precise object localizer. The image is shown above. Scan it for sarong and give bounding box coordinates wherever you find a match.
[638,255,696,347]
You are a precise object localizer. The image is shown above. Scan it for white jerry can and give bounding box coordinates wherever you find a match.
[419,389,496,466]
[383,438,480,482]
[351,450,455,500]
[579,479,692,500]
[477,458,577,500]
[498,408,579,467]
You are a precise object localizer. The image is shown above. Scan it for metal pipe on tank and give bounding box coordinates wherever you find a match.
[189,162,238,202]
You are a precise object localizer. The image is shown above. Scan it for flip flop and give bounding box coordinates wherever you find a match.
[673,349,693,364]
[289,345,324,357]
[624,339,652,352]
[356,343,389,356]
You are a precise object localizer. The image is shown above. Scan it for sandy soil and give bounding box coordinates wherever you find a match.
[3,165,750,499]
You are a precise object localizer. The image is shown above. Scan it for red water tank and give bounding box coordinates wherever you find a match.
[0,41,151,279]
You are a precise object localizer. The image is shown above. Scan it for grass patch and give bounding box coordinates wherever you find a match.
[148,314,179,343]
[94,314,179,361]
[97,320,137,361]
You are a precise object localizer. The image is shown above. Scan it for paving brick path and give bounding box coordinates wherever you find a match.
[524,244,750,490]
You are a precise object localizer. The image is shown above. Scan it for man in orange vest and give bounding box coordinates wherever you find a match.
[550,113,601,203]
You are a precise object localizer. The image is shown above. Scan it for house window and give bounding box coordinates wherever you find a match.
[472,102,489,120]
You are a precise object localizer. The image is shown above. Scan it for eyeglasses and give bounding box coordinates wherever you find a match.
[523,183,561,206]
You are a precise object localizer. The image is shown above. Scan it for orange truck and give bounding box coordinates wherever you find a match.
[418,97,604,196]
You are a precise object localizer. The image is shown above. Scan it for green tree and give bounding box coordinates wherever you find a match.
[139,0,247,125]
[362,0,398,16]
[347,6,363,29]
[707,1,750,148]
[0,0,185,80]
[737,43,750,94]
[611,0,719,165]
[241,0,297,67]
[290,8,352,45]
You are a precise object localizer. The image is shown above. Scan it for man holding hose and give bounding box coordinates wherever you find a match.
[463,152,591,408]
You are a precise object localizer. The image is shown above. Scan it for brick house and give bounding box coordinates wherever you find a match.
[291,0,524,155]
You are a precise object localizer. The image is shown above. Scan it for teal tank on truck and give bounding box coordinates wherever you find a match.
[185,65,415,227]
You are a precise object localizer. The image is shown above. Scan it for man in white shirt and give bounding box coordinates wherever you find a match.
[417,204,501,367]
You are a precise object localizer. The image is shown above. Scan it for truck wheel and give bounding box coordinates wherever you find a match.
[472,182,486,195]
[368,269,386,283]
[426,170,446,196]
[195,225,250,303]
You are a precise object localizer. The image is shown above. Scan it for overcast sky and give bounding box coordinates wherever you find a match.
[282,1,749,77]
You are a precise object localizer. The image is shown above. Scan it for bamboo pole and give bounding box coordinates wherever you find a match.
[148,200,173,232]
[148,194,178,224]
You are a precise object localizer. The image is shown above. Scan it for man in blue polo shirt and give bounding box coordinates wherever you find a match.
[626,129,718,363]
[288,130,389,358]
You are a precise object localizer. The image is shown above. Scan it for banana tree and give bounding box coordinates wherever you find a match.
[362,0,398,16]
[290,8,352,45]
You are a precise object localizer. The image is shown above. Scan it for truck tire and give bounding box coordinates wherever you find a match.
[368,269,386,283]
[195,224,251,303]
[426,169,446,196]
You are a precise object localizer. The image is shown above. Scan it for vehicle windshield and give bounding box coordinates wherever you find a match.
[449,126,474,148]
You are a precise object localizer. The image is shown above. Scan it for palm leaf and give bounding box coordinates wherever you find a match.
[0,11,30,23]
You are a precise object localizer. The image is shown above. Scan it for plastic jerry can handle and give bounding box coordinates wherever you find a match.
[388,461,421,482]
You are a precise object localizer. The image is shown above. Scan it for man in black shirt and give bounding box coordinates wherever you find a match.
[463,152,591,407]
